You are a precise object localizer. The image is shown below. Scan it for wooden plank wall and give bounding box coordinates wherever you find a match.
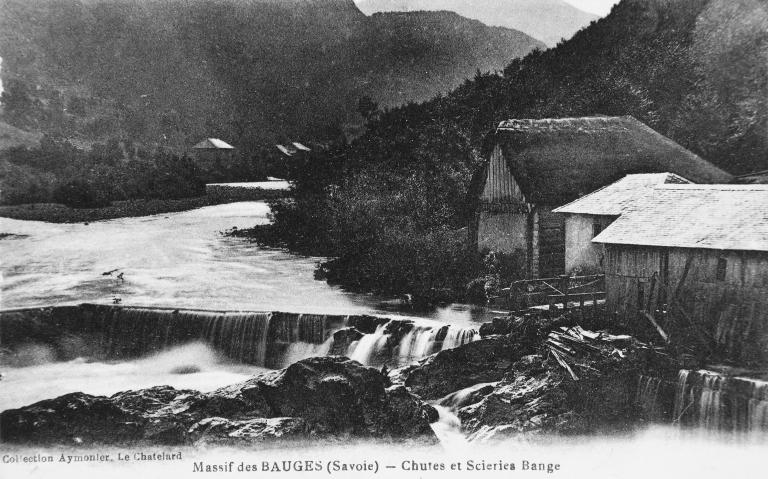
[605,245,768,364]
[480,145,526,204]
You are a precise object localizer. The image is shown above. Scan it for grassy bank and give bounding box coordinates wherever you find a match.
[0,196,234,223]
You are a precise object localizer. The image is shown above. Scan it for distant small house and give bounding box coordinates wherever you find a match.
[192,138,235,166]
[467,116,732,278]
[593,184,768,363]
[553,173,691,273]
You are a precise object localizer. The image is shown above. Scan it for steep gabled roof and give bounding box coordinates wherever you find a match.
[470,116,732,207]
[553,172,691,216]
[593,184,768,252]
[193,138,235,149]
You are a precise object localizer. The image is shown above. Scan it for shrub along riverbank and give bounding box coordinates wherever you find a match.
[0,196,235,223]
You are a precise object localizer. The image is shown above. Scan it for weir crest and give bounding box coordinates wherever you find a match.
[0,304,479,370]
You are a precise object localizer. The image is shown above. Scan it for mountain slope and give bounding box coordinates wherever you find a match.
[0,0,543,152]
[348,0,767,176]
[261,0,768,299]
[355,0,599,46]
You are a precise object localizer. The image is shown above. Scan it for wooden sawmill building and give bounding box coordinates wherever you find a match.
[467,116,732,278]
[593,184,768,363]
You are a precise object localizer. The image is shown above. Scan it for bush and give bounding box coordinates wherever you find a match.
[52,179,110,208]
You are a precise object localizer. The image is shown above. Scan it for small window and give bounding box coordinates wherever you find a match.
[593,222,603,238]
[716,258,727,281]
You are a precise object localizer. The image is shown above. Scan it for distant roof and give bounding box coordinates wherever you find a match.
[193,138,234,149]
[276,144,294,156]
[553,173,691,216]
[468,116,733,206]
[277,142,311,156]
[593,184,768,252]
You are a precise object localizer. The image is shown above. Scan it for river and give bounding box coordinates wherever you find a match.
[0,201,496,323]
[0,201,491,410]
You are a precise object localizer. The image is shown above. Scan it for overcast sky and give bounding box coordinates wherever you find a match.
[563,0,620,16]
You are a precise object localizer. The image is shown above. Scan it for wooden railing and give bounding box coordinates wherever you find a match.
[500,274,605,315]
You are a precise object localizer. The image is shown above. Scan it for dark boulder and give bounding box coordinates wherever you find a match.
[328,327,364,355]
[458,355,575,440]
[236,356,437,442]
[479,316,516,337]
[404,336,526,400]
[0,392,144,445]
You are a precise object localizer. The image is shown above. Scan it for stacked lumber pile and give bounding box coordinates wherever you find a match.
[544,326,649,380]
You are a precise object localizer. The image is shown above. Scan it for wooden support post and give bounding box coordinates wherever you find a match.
[642,311,669,343]
[560,275,570,312]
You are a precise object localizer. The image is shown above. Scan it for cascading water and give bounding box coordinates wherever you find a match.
[673,369,768,435]
[280,336,335,367]
[346,322,480,366]
[203,312,271,366]
[673,369,692,423]
[636,375,664,421]
[441,326,480,351]
[1,304,481,376]
[398,327,439,363]
[438,382,498,411]
[430,405,466,448]
[744,381,768,433]
[429,382,497,449]
[698,373,724,431]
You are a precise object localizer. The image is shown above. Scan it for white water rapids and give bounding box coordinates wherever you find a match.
[0,202,485,409]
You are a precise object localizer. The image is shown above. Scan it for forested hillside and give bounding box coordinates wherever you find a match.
[0,0,542,151]
[263,0,768,302]
[356,0,599,46]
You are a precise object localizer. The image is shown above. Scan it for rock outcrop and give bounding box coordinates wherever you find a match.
[457,331,647,440]
[404,336,528,400]
[0,357,437,446]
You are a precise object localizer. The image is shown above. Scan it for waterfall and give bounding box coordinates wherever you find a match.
[636,375,663,421]
[1,304,480,370]
[202,313,271,366]
[673,369,768,434]
[437,382,497,411]
[346,322,479,366]
[348,324,389,364]
[698,373,724,430]
[441,326,480,351]
[673,369,692,423]
[734,377,768,433]
[279,336,334,368]
[429,405,468,449]
[398,327,439,363]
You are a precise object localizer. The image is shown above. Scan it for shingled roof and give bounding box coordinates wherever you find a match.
[593,184,768,252]
[553,172,691,216]
[469,116,732,207]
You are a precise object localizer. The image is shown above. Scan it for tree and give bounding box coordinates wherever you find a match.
[357,96,380,122]
[0,79,37,127]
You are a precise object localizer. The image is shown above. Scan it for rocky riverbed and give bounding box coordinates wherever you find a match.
[0,311,674,447]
